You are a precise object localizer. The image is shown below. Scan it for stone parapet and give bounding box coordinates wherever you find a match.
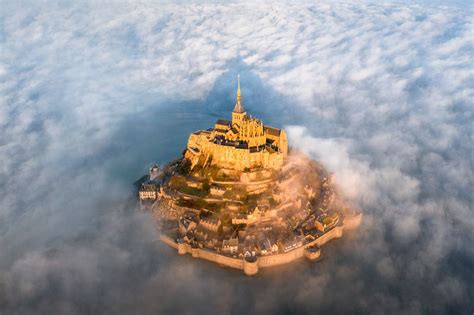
[159,223,347,276]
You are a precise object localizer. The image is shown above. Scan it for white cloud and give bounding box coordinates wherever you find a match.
[0,1,472,314]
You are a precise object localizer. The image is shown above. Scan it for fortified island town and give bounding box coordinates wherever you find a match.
[137,76,362,275]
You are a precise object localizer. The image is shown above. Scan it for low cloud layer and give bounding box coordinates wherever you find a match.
[1,1,473,314]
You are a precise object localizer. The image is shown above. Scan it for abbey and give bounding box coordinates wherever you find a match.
[185,76,288,171]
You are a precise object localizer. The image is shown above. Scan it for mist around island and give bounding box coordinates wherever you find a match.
[1,1,473,314]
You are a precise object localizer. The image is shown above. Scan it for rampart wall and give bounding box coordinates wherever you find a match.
[160,235,179,249]
[258,246,305,267]
[159,220,355,275]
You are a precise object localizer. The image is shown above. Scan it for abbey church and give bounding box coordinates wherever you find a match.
[185,76,288,171]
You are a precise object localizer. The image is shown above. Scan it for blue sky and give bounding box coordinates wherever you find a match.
[0,1,473,314]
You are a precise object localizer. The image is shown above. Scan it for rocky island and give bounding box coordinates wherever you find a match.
[137,76,361,275]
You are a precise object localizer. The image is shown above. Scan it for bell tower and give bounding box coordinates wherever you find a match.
[232,75,246,126]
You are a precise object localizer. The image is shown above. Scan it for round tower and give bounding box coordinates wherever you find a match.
[243,255,259,276]
[305,245,321,261]
[149,164,160,181]
[177,239,187,255]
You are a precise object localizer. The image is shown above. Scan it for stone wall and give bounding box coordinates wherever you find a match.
[160,235,178,249]
[258,247,305,267]
[159,223,348,275]
[186,132,286,171]
[154,197,200,220]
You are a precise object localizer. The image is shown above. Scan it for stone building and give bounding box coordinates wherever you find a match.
[199,217,222,233]
[139,182,158,201]
[222,237,239,254]
[185,76,288,171]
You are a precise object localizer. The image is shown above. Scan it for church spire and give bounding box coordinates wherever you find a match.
[233,74,245,113]
[237,74,241,103]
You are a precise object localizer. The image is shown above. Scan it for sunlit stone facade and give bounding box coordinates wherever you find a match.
[185,76,288,171]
